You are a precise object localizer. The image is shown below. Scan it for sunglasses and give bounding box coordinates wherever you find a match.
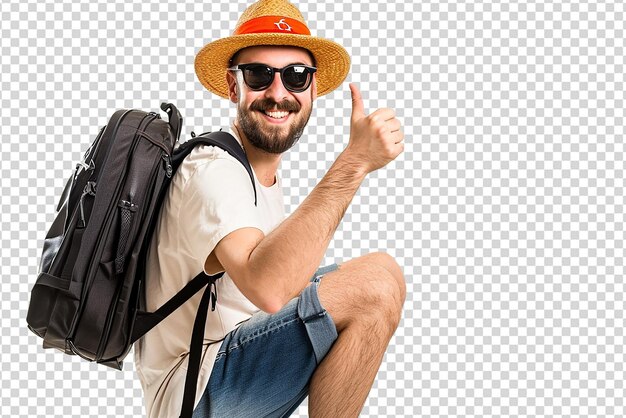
[228,63,317,93]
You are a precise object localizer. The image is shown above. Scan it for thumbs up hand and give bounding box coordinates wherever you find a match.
[345,83,404,174]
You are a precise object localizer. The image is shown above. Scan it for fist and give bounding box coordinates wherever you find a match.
[345,83,405,174]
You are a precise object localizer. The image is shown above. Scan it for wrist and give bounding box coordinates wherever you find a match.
[337,149,369,179]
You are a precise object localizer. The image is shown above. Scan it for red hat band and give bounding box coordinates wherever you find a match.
[234,16,311,36]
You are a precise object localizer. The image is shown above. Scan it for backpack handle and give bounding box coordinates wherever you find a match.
[161,102,183,141]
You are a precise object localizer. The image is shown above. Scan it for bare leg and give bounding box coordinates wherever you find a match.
[308,252,406,418]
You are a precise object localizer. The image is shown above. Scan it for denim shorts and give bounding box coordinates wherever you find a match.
[192,263,340,418]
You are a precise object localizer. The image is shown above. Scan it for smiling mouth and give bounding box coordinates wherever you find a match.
[257,109,293,123]
[262,109,290,119]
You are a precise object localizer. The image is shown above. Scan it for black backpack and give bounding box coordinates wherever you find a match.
[26,103,257,417]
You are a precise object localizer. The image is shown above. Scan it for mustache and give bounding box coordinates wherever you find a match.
[250,98,301,113]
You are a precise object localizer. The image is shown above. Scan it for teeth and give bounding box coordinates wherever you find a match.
[263,110,289,119]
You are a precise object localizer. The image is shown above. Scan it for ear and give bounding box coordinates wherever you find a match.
[226,71,239,103]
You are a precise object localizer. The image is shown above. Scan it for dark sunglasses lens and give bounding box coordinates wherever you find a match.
[243,65,273,89]
[283,66,311,91]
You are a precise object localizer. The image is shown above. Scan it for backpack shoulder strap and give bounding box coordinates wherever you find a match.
[171,131,258,206]
[130,271,222,344]
[179,277,219,418]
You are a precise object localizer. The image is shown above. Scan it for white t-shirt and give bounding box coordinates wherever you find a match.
[134,127,286,418]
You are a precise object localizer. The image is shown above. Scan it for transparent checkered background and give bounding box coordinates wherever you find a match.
[2,0,625,417]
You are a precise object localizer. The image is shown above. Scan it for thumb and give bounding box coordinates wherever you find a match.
[350,82,365,120]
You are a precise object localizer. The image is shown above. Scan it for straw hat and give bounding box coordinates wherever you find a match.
[195,0,350,99]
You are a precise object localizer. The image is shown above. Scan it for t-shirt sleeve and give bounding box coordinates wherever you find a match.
[178,156,262,268]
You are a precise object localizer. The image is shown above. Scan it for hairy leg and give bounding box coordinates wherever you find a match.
[308,252,406,418]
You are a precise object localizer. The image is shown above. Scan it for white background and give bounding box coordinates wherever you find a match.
[2,0,625,417]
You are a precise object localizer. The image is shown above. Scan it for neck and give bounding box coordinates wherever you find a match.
[232,121,281,187]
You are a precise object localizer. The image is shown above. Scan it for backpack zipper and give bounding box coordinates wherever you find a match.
[137,129,173,177]
[77,181,97,229]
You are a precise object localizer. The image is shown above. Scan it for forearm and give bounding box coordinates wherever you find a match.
[248,150,367,309]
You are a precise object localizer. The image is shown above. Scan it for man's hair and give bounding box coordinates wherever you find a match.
[229,46,317,67]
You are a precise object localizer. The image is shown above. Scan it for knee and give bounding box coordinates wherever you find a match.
[356,261,405,332]
[362,252,406,305]
[320,252,406,334]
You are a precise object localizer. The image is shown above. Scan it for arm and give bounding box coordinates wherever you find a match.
[212,83,404,313]
[251,151,367,311]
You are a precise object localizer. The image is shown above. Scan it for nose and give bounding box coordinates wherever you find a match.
[263,72,289,101]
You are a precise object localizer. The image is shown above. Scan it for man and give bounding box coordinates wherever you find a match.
[134,0,406,417]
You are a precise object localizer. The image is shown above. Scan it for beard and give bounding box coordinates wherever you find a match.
[237,96,312,154]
